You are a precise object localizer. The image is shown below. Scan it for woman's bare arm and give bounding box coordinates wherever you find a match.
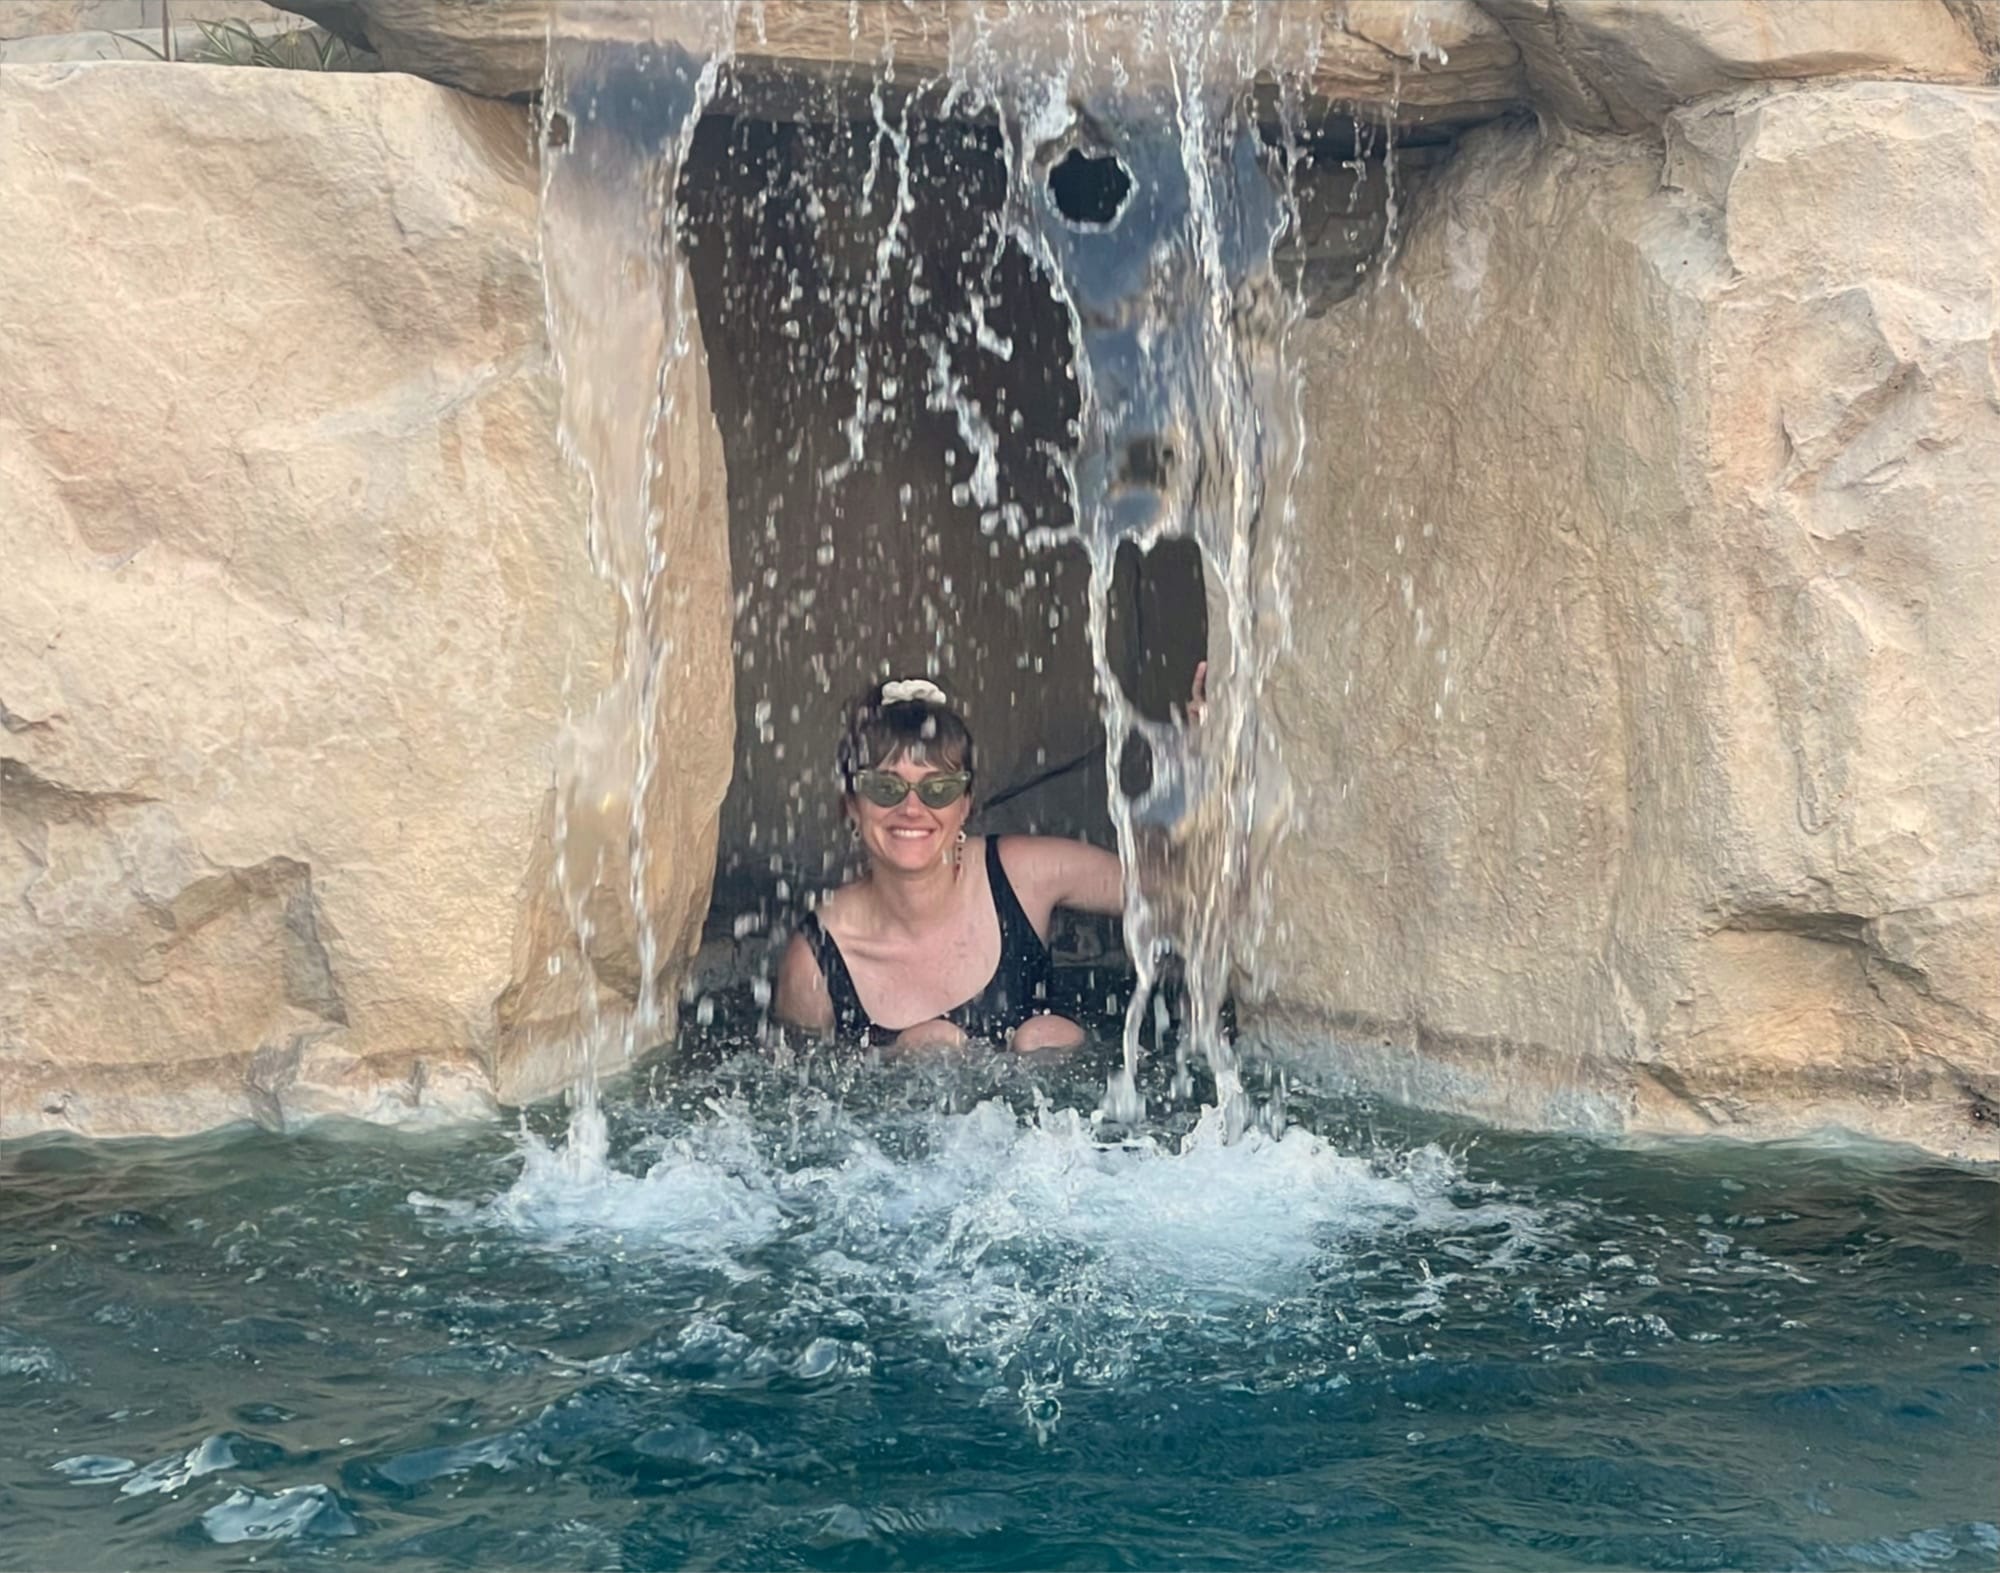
[996,834,1125,932]
[774,931,835,1033]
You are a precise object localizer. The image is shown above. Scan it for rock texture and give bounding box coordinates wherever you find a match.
[273,0,1527,123]
[1251,82,2000,1157]
[0,62,730,1137]
[1480,0,1999,131]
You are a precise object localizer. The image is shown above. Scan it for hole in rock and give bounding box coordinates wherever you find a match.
[1048,146,1133,227]
[1106,535,1208,727]
[1106,535,1209,803]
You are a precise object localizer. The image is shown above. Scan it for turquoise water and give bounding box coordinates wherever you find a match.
[2,1045,1995,1571]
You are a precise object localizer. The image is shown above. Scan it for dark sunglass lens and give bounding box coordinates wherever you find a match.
[918,777,966,808]
[859,775,909,807]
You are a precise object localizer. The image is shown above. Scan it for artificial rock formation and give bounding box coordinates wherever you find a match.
[272,0,2000,134]
[275,0,1527,124]
[0,62,730,1137]
[1251,81,2000,1157]
[7,3,1999,1157]
[1483,0,1997,131]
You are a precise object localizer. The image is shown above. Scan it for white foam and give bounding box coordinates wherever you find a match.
[468,1094,1532,1371]
[477,1101,787,1263]
[799,1100,1465,1301]
[786,1101,1529,1398]
[51,1454,136,1485]
[0,1328,73,1383]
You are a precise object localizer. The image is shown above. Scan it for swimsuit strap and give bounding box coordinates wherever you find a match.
[797,910,876,1041]
[798,839,1054,1045]
[943,836,1053,1037]
[984,834,1044,957]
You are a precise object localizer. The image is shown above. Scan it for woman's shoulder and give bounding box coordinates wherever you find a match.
[987,833,1078,893]
[803,877,871,939]
[989,832,1088,867]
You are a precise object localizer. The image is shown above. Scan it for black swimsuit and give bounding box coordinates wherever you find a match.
[798,836,1056,1045]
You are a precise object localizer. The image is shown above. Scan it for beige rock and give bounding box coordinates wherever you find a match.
[272,0,1525,122]
[0,62,731,1137]
[1481,0,1997,132]
[1250,81,2000,1158]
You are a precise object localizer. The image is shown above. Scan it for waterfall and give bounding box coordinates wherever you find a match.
[540,0,1324,1140]
[536,0,737,1163]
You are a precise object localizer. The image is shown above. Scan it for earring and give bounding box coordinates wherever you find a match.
[954,828,967,868]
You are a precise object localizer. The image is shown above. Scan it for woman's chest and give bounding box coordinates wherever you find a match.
[837,902,1001,1029]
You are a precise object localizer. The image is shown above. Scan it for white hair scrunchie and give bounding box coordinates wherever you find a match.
[881,678,947,707]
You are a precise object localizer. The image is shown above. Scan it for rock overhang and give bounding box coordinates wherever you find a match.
[271,0,1530,137]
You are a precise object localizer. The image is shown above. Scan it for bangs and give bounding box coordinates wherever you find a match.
[868,722,970,774]
[838,689,976,788]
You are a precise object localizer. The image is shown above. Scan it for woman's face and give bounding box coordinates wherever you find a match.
[848,754,973,875]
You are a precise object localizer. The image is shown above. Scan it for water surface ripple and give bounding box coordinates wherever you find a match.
[3,1050,1995,1571]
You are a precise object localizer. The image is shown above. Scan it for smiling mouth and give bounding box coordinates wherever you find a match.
[886,827,933,840]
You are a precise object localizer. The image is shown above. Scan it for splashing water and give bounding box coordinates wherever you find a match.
[471,1056,1540,1440]
[536,0,738,1152]
[542,1,1330,1142]
[8,1059,1996,1567]
[926,4,1321,1133]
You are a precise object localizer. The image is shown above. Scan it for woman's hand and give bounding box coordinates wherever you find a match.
[1185,660,1207,727]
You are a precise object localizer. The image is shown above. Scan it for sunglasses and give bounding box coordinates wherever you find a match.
[850,770,972,809]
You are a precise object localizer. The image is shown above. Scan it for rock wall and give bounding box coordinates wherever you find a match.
[0,62,730,1136]
[7,7,1998,1154]
[1251,81,2000,1157]
[1482,0,1996,131]
[271,0,1527,123]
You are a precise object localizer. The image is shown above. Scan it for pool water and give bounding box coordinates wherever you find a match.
[2,1044,1995,1571]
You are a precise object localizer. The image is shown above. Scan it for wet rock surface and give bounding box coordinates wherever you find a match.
[0,64,729,1136]
[1480,0,1997,132]
[272,0,1529,123]
[1253,82,2000,1158]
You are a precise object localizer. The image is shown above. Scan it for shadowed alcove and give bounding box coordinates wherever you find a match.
[681,110,1212,987]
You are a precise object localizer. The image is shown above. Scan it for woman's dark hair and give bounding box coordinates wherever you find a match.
[837,682,976,792]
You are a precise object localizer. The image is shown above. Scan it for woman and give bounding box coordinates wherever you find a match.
[774,677,1139,1052]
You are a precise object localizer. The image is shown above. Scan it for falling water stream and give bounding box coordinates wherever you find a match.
[541,0,1316,1141]
[537,0,738,1164]
[954,4,1316,1134]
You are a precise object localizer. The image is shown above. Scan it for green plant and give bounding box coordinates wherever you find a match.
[112,30,167,60]
[187,18,374,71]
[111,18,372,71]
